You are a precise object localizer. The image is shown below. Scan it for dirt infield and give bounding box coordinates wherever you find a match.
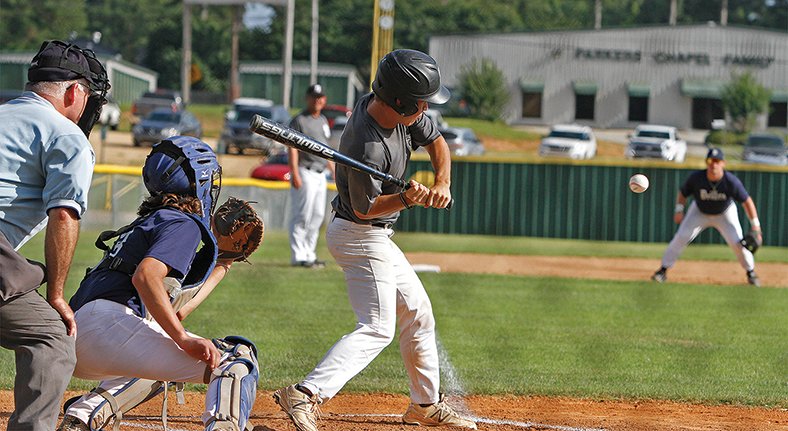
[1,390,785,431]
[405,253,788,288]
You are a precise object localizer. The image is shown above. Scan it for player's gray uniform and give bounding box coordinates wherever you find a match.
[288,112,331,264]
[298,93,443,404]
[0,92,94,431]
[661,170,755,272]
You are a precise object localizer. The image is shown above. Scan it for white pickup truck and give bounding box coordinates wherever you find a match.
[626,125,687,163]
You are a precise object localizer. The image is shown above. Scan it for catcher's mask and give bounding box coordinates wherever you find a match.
[28,40,110,137]
[143,136,222,226]
[371,49,450,116]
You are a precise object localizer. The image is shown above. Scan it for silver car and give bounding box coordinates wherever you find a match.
[440,127,484,156]
[132,108,202,146]
[742,133,787,166]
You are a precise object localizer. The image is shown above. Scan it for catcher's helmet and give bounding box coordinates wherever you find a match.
[371,49,450,116]
[143,136,222,226]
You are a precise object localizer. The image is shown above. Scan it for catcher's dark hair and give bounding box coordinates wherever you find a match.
[138,193,202,217]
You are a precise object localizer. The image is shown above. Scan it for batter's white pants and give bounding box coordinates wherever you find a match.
[661,201,755,271]
[300,216,440,404]
[65,300,216,426]
[289,167,327,264]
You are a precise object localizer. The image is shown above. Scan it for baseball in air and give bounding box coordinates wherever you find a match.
[629,174,649,193]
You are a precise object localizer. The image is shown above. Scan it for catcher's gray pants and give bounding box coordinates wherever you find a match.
[289,167,327,264]
[300,216,440,404]
[0,290,76,431]
[661,201,755,271]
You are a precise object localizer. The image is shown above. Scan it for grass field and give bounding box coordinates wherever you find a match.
[2,230,786,407]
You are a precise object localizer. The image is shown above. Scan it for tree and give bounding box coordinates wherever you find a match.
[720,72,771,134]
[457,58,510,121]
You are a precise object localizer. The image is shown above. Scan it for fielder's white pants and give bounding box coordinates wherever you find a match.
[300,216,440,404]
[289,167,327,264]
[66,299,216,426]
[661,201,755,271]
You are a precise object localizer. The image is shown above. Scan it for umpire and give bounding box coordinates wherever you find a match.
[0,40,109,430]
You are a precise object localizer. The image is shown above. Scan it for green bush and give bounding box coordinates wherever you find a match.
[457,58,510,121]
[721,72,771,134]
[704,130,747,147]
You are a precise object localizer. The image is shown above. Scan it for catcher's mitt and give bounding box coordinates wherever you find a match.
[740,229,762,254]
[212,197,264,262]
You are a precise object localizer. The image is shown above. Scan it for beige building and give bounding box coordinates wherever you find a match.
[429,25,787,130]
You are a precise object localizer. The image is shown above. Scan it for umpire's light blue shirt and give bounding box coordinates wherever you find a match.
[0,91,94,250]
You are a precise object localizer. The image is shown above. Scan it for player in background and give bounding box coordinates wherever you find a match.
[288,84,335,268]
[272,49,477,431]
[652,147,762,286]
[0,40,109,431]
[57,138,258,431]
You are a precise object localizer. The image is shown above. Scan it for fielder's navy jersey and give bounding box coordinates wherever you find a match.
[332,93,441,225]
[680,170,749,215]
[70,208,202,316]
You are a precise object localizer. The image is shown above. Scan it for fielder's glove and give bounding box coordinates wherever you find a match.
[212,197,264,262]
[740,229,762,254]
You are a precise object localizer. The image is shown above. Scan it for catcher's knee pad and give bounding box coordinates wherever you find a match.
[84,378,184,431]
[204,335,259,431]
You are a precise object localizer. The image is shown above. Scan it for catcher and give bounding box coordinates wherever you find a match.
[58,137,264,431]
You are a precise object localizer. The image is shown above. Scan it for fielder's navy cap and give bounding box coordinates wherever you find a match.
[706,147,725,160]
[306,84,325,97]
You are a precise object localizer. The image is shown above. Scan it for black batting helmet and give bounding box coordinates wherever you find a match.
[371,49,450,116]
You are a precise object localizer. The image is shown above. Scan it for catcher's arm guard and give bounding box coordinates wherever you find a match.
[212,197,265,262]
[740,229,762,254]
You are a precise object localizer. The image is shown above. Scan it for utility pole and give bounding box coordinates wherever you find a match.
[310,0,318,85]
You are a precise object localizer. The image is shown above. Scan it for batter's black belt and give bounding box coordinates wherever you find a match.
[334,212,392,230]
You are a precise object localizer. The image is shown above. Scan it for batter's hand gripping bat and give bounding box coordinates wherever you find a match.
[249,114,453,209]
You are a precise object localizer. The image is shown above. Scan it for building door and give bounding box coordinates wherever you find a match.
[692,98,724,129]
[768,102,787,128]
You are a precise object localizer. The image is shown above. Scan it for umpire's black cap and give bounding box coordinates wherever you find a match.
[706,147,725,161]
[28,40,109,93]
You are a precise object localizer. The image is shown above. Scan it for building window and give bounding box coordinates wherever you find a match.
[628,96,648,122]
[692,98,724,129]
[521,91,542,118]
[768,102,787,128]
[575,94,595,120]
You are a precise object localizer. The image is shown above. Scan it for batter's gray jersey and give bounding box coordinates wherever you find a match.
[288,111,331,172]
[332,93,441,225]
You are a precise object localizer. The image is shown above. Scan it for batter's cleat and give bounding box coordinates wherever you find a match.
[273,384,321,431]
[402,394,477,429]
[747,270,761,287]
[56,415,88,431]
[651,268,667,283]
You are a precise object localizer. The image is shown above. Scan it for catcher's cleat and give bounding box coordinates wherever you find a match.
[747,270,761,287]
[273,385,321,431]
[402,394,477,429]
[56,415,88,431]
[651,268,667,283]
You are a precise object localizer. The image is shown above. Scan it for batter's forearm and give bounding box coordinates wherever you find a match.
[44,207,80,301]
[425,137,451,187]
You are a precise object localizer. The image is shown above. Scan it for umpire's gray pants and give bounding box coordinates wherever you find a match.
[0,290,76,431]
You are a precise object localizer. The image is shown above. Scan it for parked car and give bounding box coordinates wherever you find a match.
[626,125,686,163]
[539,124,597,159]
[742,133,787,166]
[99,95,121,130]
[250,151,291,182]
[131,90,184,120]
[132,108,202,146]
[425,109,449,128]
[440,126,484,156]
[219,104,290,155]
[322,104,352,128]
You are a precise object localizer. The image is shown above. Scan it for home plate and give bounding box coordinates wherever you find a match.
[412,264,441,273]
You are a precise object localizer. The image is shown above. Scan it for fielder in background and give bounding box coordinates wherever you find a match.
[58,137,258,431]
[0,40,109,431]
[652,147,762,286]
[288,84,335,268]
[273,49,477,431]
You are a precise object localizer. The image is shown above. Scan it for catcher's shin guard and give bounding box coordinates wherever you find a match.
[84,378,185,431]
[204,336,259,431]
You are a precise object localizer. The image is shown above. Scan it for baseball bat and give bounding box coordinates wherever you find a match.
[249,114,453,209]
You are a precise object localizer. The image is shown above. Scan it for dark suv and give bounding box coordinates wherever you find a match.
[218,105,290,155]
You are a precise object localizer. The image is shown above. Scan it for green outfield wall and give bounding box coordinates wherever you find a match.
[400,159,787,247]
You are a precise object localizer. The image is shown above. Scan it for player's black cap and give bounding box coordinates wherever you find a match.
[706,147,725,160]
[306,84,325,97]
[28,40,109,93]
